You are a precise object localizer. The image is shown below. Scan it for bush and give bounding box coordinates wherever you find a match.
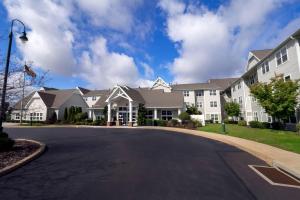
[296,123,300,134]
[249,121,263,128]
[145,119,154,126]
[75,112,88,122]
[238,120,247,126]
[192,119,202,128]
[167,119,179,127]
[261,122,271,129]
[271,122,285,130]
[0,132,14,152]
[178,112,191,121]
[156,120,167,127]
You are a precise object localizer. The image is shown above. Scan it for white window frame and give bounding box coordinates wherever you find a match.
[161,110,172,121]
[210,114,219,123]
[195,90,204,97]
[238,96,243,105]
[92,96,97,101]
[183,91,189,97]
[253,112,258,121]
[196,102,203,108]
[284,74,291,82]
[210,101,217,107]
[276,46,288,66]
[237,82,241,89]
[210,90,217,96]
[15,113,20,120]
[261,61,269,74]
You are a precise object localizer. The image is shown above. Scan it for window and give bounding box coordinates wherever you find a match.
[183,91,189,97]
[84,97,88,101]
[92,96,97,101]
[196,102,203,108]
[233,98,237,103]
[210,101,217,107]
[248,74,256,85]
[252,97,257,102]
[146,110,153,119]
[210,90,217,96]
[195,90,204,97]
[161,110,172,121]
[15,113,20,120]
[276,47,288,66]
[284,75,291,81]
[253,112,258,121]
[262,61,269,74]
[232,86,236,92]
[30,113,43,121]
[211,114,219,123]
[237,82,241,89]
[238,96,243,105]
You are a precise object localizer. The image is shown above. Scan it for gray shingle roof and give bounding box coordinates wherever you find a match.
[13,92,35,110]
[83,90,110,97]
[251,49,273,60]
[208,78,239,90]
[171,82,221,90]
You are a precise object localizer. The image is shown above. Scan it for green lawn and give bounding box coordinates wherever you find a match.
[198,124,300,154]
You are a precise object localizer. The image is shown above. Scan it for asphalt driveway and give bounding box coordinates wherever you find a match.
[0,127,299,200]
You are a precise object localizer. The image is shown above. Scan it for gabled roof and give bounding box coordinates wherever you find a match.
[83,89,110,97]
[77,87,90,95]
[208,78,239,90]
[40,89,78,108]
[171,82,221,90]
[250,49,273,60]
[137,88,183,108]
[13,92,35,110]
[120,86,145,103]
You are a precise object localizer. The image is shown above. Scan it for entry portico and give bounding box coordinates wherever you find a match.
[105,85,139,126]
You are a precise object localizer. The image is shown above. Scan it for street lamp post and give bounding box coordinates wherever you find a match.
[0,19,28,133]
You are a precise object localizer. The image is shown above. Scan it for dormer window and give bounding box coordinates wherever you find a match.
[92,96,97,101]
[262,61,269,74]
[276,47,288,66]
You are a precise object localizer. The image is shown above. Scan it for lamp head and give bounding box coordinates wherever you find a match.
[19,31,28,43]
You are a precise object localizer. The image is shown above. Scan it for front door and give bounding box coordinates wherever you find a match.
[119,112,128,125]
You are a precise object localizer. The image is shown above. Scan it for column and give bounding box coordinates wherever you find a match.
[178,108,181,116]
[116,108,119,126]
[107,102,111,126]
[154,108,158,120]
[128,101,133,126]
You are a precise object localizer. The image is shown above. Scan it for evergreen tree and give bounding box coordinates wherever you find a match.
[64,107,68,121]
[137,104,147,126]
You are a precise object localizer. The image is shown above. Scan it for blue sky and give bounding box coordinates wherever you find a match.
[0,0,300,89]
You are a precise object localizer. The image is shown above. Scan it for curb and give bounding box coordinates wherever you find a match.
[138,126,300,179]
[0,139,46,177]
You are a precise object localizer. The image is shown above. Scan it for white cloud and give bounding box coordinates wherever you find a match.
[159,0,296,83]
[75,0,142,33]
[141,62,154,79]
[4,0,76,75]
[79,37,151,89]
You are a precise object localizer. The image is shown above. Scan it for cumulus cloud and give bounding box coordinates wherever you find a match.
[159,0,297,83]
[75,0,142,33]
[79,37,151,89]
[3,0,152,89]
[141,62,154,79]
[4,0,76,75]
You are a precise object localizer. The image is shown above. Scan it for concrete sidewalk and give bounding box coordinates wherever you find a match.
[139,126,300,179]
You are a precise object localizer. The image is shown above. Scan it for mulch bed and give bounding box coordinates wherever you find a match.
[0,140,40,170]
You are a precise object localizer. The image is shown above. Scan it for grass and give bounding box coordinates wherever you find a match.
[198,124,300,154]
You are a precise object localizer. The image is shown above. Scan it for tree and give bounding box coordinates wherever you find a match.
[48,112,57,124]
[68,106,75,122]
[137,104,147,126]
[178,112,191,121]
[224,102,240,118]
[250,78,299,122]
[186,105,201,115]
[64,107,68,121]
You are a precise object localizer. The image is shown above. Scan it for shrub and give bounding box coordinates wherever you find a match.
[156,120,167,127]
[238,120,247,126]
[271,122,285,130]
[249,121,263,128]
[0,132,14,152]
[167,119,179,127]
[47,112,57,124]
[75,112,88,122]
[192,119,202,128]
[261,122,271,129]
[296,123,300,134]
[145,119,154,126]
[92,120,101,126]
[179,112,191,121]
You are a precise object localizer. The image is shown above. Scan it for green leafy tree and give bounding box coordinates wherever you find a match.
[178,112,191,121]
[224,102,240,118]
[64,107,68,121]
[186,105,201,115]
[68,106,75,122]
[137,104,147,126]
[250,78,300,121]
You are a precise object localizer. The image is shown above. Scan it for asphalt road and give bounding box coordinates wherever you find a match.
[0,127,300,200]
